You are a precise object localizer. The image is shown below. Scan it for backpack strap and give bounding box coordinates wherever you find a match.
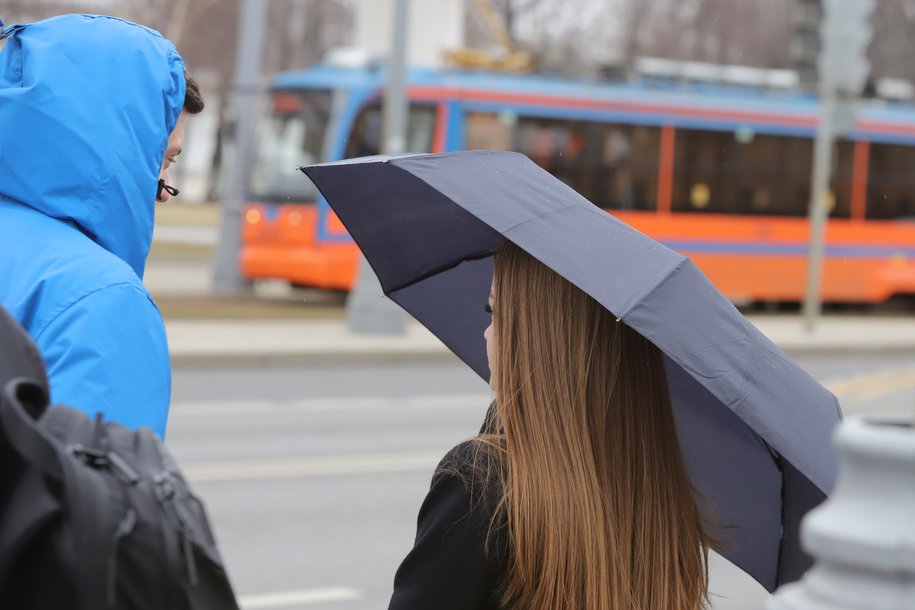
[0,305,50,399]
[1,378,62,481]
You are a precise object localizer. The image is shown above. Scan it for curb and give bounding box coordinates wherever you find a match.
[169,343,915,369]
[779,344,915,357]
[170,349,463,368]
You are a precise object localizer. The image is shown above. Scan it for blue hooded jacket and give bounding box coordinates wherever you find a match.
[0,14,185,437]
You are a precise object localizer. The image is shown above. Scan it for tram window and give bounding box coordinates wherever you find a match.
[464,112,659,211]
[345,105,382,157]
[601,125,660,211]
[866,143,915,219]
[831,141,855,219]
[465,111,513,150]
[343,103,436,158]
[672,129,823,217]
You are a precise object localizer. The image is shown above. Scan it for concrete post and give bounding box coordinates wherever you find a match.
[768,415,915,610]
[345,0,409,334]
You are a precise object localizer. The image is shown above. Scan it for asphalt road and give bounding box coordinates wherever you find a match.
[165,354,915,610]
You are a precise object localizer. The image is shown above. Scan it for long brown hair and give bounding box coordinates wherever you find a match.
[480,242,711,610]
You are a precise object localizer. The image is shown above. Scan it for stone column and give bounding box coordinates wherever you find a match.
[768,415,915,610]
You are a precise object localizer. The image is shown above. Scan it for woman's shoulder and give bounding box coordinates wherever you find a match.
[391,442,508,610]
[437,439,479,471]
[435,439,499,485]
[431,438,504,520]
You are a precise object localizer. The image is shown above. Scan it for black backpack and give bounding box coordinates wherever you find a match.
[0,305,239,610]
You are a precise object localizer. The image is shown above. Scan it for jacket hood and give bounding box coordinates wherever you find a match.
[0,14,185,277]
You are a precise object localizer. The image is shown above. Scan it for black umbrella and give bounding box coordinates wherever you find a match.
[301,150,842,591]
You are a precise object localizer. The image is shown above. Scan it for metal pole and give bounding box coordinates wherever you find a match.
[211,0,267,295]
[346,0,409,334]
[383,0,410,157]
[802,93,836,332]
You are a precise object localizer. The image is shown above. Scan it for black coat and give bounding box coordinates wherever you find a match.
[389,441,508,610]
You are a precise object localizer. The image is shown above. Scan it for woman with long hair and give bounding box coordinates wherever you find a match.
[389,241,713,610]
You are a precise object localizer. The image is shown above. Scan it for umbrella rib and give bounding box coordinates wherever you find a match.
[617,256,689,320]
[623,257,838,496]
[384,203,582,297]
[384,249,497,296]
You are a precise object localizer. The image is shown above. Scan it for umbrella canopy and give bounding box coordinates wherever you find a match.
[301,150,842,591]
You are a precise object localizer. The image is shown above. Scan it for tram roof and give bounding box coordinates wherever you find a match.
[271,64,915,142]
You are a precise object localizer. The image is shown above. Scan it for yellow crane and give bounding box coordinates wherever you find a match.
[445,0,535,72]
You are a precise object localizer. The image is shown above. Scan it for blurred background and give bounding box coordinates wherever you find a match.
[2,1,915,609]
[5,0,914,312]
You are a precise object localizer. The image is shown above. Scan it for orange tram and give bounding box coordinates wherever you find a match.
[241,64,915,304]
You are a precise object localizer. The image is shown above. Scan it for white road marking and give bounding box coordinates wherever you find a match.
[239,587,362,608]
[172,393,491,417]
[171,367,915,419]
[184,451,441,482]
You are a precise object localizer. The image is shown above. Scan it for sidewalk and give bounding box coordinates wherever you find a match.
[146,214,915,367]
[166,317,455,367]
[165,308,915,367]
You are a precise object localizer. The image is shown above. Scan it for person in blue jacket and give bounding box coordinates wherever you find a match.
[0,14,204,438]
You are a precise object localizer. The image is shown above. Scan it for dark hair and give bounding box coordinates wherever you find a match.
[183,70,204,114]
